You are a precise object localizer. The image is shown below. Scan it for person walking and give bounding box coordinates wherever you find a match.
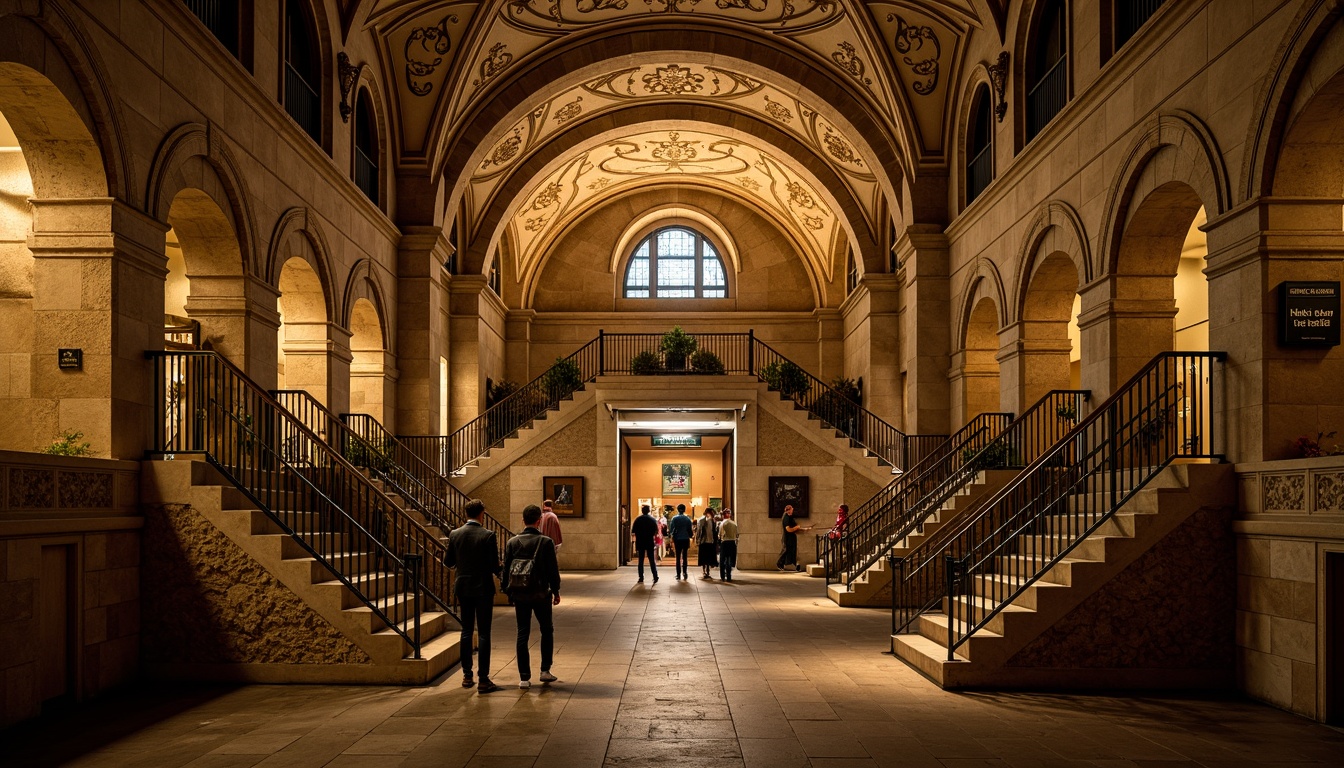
[776,504,812,572]
[539,499,563,553]
[502,505,561,690]
[718,509,738,582]
[444,499,502,693]
[695,508,716,579]
[631,504,660,584]
[669,504,694,580]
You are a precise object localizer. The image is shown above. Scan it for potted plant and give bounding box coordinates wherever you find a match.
[1056,402,1078,423]
[42,430,93,457]
[963,439,1015,470]
[689,349,725,374]
[761,360,808,399]
[659,326,698,370]
[630,350,662,375]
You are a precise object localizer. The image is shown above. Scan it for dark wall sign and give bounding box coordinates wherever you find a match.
[58,348,83,370]
[768,476,810,519]
[1279,281,1340,347]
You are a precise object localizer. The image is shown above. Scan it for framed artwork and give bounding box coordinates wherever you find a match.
[709,497,723,510]
[543,476,585,518]
[768,476,810,518]
[662,463,691,495]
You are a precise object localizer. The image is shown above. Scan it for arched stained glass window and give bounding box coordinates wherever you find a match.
[623,227,728,299]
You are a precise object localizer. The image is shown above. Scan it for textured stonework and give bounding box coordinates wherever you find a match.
[843,465,880,507]
[8,468,53,508]
[141,503,370,666]
[1313,472,1343,513]
[473,468,513,523]
[757,408,836,467]
[1263,474,1305,512]
[1007,506,1235,670]
[515,407,597,466]
[58,470,114,508]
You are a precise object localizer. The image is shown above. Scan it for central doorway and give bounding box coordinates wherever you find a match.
[617,419,736,566]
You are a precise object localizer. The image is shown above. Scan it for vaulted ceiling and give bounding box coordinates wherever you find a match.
[340,0,1008,290]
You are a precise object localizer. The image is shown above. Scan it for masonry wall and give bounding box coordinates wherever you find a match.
[0,451,141,728]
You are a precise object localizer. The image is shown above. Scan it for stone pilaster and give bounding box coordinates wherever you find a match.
[1205,199,1344,463]
[26,198,168,459]
[394,227,451,436]
[447,275,508,433]
[896,226,951,435]
[181,274,280,384]
[1076,274,1177,399]
[996,320,1074,414]
[841,274,902,423]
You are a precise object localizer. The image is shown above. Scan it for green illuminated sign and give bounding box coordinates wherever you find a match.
[652,434,701,447]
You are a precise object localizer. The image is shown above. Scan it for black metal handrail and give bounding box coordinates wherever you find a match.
[284,62,321,142]
[893,353,1222,657]
[354,146,378,204]
[1027,54,1068,140]
[820,411,1013,587]
[967,142,993,203]
[341,411,513,561]
[149,350,456,656]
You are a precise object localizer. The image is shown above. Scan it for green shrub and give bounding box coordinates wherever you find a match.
[659,326,698,369]
[42,430,93,457]
[630,350,662,375]
[963,439,1016,470]
[344,437,393,472]
[689,349,725,374]
[760,360,808,398]
[542,357,583,396]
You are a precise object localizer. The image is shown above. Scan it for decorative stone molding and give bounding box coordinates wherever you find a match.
[1,451,139,516]
[987,51,1009,121]
[338,52,359,122]
[1235,456,1344,516]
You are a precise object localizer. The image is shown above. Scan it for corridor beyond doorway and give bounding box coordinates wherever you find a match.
[8,570,1341,767]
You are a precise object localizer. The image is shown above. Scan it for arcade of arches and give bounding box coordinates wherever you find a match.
[1,0,1343,747]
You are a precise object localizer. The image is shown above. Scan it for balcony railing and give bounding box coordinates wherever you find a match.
[1115,0,1166,50]
[354,146,378,205]
[966,143,993,203]
[284,62,321,142]
[1027,55,1068,140]
[183,0,238,56]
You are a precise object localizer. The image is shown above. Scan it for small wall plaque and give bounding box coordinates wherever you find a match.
[58,348,83,370]
[1279,281,1340,347]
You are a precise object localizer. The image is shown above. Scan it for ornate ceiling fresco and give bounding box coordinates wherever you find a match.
[462,58,880,241]
[501,124,845,290]
[351,0,1007,281]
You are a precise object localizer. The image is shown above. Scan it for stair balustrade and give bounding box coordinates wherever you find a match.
[148,350,455,656]
[892,353,1224,660]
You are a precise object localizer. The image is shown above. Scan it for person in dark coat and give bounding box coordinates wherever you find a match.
[502,504,561,689]
[631,504,660,584]
[444,498,501,693]
[669,504,694,580]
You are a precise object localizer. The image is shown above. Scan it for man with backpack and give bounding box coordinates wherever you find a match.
[502,504,561,690]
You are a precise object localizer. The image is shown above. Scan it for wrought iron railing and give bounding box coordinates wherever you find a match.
[893,353,1223,658]
[967,143,993,203]
[428,331,936,475]
[342,411,513,562]
[148,350,455,655]
[1027,55,1068,140]
[820,412,1013,587]
[1115,0,1166,49]
[354,146,378,204]
[183,0,239,55]
[284,62,320,142]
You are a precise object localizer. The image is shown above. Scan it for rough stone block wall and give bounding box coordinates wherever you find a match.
[140,503,370,669]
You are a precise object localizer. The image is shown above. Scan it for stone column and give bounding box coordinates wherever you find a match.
[350,348,398,426]
[842,274,902,422]
[1204,200,1344,463]
[505,309,535,387]
[181,274,280,383]
[447,276,508,433]
[27,199,168,459]
[394,227,451,436]
[814,307,844,382]
[279,321,352,413]
[997,320,1074,413]
[1076,274,1177,399]
[896,226,951,436]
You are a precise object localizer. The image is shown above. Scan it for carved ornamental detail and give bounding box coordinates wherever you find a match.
[987,51,1010,122]
[337,52,359,122]
[889,14,940,95]
[404,15,457,96]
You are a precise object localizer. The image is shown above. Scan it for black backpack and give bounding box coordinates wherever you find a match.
[507,536,548,601]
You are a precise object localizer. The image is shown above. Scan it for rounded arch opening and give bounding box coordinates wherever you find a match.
[963,296,1003,422]
[277,254,331,404]
[1021,250,1082,397]
[348,296,388,424]
[165,188,247,361]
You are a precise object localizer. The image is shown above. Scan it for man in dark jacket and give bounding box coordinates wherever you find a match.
[631,504,660,584]
[502,504,561,689]
[444,499,501,693]
[669,504,694,580]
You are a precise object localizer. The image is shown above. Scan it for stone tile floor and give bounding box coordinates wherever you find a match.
[9,569,1343,767]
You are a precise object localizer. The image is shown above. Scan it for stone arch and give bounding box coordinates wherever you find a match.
[955,63,997,210]
[952,258,1007,425]
[340,259,392,349]
[146,123,259,277]
[1006,204,1088,407]
[1240,0,1344,200]
[351,67,389,211]
[0,5,131,204]
[1012,201,1092,306]
[1098,111,1230,279]
[344,261,393,426]
[266,207,338,320]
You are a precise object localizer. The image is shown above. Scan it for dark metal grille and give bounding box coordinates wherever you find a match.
[1027,55,1068,140]
[966,143,993,204]
[1115,0,1166,50]
[284,62,321,143]
[354,146,378,204]
[183,0,238,55]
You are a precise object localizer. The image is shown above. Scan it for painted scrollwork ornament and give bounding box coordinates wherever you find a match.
[404,15,456,97]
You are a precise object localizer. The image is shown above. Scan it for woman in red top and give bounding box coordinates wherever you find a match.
[827,504,849,540]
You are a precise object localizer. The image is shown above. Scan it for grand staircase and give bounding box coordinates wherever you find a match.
[820,391,1089,607]
[889,352,1233,689]
[145,351,463,683]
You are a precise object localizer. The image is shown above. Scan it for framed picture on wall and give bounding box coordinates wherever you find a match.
[768,476,809,518]
[709,497,723,510]
[662,463,691,495]
[543,476,585,518]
